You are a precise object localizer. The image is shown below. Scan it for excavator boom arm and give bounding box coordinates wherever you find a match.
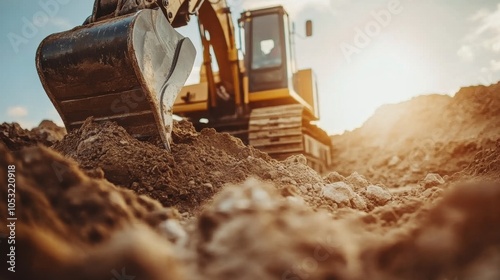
[188,0,243,112]
[89,0,204,27]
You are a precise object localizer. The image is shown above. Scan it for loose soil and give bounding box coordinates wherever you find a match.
[331,82,500,187]
[0,83,499,280]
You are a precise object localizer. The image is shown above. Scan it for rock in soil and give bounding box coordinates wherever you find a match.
[1,82,499,279]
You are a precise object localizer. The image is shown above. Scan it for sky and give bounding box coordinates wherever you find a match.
[1,0,499,134]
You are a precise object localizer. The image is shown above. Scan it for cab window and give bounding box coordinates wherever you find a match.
[251,14,282,70]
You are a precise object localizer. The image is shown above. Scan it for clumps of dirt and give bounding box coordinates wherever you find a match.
[52,119,397,215]
[53,118,271,213]
[0,120,66,151]
[456,139,500,180]
[0,143,181,244]
[185,179,353,279]
[332,82,500,187]
[1,115,500,279]
[362,180,500,280]
[0,143,184,280]
[184,178,500,280]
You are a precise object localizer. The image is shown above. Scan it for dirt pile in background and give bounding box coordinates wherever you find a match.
[0,120,66,151]
[332,82,500,187]
[455,139,500,181]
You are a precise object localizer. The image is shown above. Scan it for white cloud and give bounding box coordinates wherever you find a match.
[48,17,73,30]
[477,61,500,85]
[466,4,500,53]
[457,45,474,61]
[472,4,500,35]
[492,36,500,52]
[490,59,500,71]
[460,4,500,84]
[236,0,342,17]
[469,8,490,22]
[7,106,28,118]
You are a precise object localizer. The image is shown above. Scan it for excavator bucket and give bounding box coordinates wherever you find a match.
[36,9,196,150]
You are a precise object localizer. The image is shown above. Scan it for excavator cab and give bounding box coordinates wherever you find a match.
[242,7,289,93]
[239,6,319,119]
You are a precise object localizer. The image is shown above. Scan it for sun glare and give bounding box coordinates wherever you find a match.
[326,39,432,134]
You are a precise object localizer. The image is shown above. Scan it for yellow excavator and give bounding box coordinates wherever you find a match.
[36,0,332,172]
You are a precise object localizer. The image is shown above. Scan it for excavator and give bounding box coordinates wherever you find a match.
[36,0,332,172]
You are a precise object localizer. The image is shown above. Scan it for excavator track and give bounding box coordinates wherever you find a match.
[249,104,332,173]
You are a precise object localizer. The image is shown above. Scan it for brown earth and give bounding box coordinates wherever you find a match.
[0,120,66,151]
[331,82,500,187]
[0,83,499,280]
[51,118,394,214]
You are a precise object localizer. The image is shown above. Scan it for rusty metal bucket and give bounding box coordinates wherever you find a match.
[36,9,195,150]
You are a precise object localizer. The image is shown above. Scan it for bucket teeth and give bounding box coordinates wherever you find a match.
[36,9,196,150]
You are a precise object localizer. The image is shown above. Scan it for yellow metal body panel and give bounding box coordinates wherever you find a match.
[294,69,318,117]
[174,82,209,113]
[243,76,250,104]
[175,70,319,119]
[174,102,208,113]
[248,88,315,119]
[248,88,288,102]
[175,83,208,104]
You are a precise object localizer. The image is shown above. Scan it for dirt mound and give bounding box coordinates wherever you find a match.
[0,120,66,151]
[457,139,500,180]
[332,82,500,187]
[52,119,397,214]
[0,143,184,280]
[52,119,273,214]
